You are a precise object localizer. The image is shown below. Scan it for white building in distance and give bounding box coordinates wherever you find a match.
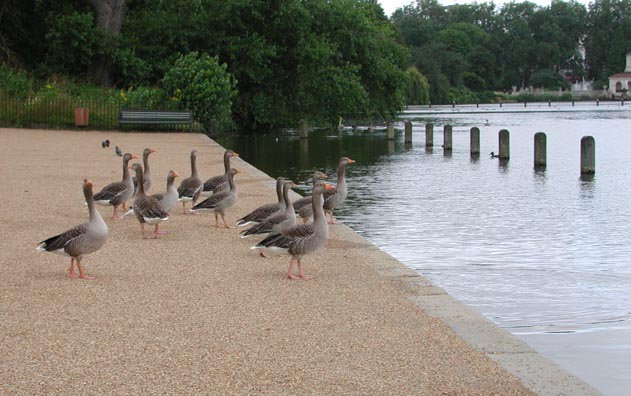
[608,52,631,98]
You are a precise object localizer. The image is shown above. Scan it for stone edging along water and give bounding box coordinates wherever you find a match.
[203,133,602,396]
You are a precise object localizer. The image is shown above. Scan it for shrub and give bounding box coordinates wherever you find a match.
[514,92,573,102]
[0,65,34,98]
[162,52,237,132]
[122,86,174,109]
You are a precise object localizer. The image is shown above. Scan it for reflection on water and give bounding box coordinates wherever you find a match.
[216,108,631,396]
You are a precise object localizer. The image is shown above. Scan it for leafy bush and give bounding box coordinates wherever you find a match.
[514,92,573,102]
[122,86,174,109]
[162,52,237,132]
[0,65,34,98]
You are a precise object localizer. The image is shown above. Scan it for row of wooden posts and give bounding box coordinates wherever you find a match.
[393,121,596,175]
[297,119,595,175]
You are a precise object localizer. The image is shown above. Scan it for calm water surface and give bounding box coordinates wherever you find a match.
[216,105,631,396]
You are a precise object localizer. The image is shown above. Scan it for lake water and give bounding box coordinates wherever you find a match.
[215,103,631,396]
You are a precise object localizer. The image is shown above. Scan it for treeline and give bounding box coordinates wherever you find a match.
[394,0,631,104]
[1,0,631,132]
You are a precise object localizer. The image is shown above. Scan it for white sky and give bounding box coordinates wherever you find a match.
[379,0,592,16]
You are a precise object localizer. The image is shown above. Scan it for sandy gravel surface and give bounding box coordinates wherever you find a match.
[0,128,534,395]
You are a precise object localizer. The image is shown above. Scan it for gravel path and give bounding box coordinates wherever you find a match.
[0,128,534,395]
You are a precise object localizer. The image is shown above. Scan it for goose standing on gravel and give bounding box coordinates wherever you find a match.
[93,152,138,219]
[201,150,239,196]
[177,149,203,214]
[293,170,328,223]
[241,179,296,238]
[190,168,240,228]
[131,164,169,238]
[133,148,156,195]
[235,177,285,227]
[323,157,355,224]
[121,170,180,219]
[151,170,180,214]
[251,182,334,280]
[36,179,109,280]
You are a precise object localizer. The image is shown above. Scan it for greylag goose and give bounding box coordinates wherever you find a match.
[133,148,155,194]
[241,179,296,238]
[152,170,180,213]
[251,182,334,280]
[115,146,122,156]
[131,163,169,238]
[121,170,180,219]
[323,157,355,224]
[36,179,109,280]
[201,150,239,196]
[93,152,139,219]
[235,177,285,227]
[177,149,203,214]
[190,168,240,228]
[293,170,328,223]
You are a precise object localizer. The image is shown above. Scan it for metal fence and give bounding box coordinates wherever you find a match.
[0,96,200,131]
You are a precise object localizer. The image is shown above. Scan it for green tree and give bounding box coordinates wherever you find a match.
[585,0,631,83]
[162,52,237,132]
[405,66,430,104]
[44,11,98,75]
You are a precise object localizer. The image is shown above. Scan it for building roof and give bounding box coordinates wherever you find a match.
[609,72,631,79]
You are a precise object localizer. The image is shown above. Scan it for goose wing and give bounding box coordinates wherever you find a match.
[37,223,89,254]
[93,181,127,203]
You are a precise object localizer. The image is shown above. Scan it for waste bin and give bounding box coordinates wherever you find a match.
[74,108,89,127]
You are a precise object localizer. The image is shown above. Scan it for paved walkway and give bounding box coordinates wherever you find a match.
[0,128,597,395]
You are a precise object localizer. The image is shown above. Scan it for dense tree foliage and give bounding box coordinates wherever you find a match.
[2,0,631,129]
[393,0,593,102]
[1,0,407,131]
[584,0,631,83]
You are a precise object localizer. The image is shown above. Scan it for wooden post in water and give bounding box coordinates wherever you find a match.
[534,132,547,168]
[581,136,595,174]
[498,129,510,159]
[443,124,453,151]
[387,121,395,140]
[299,119,308,139]
[425,123,434,147]
[404,121,413,143]
[470,127,480,156]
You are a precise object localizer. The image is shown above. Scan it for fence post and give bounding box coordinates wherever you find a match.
[443,124,452,151]
[425,123,433,148]
[404,121,412,144]
[581,136,595,174]
[299,119,308,139]
[534,132,546,169]
[470,127,480,157]
[499,129,510,160]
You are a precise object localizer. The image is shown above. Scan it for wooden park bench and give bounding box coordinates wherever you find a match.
[118,109,193,131]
